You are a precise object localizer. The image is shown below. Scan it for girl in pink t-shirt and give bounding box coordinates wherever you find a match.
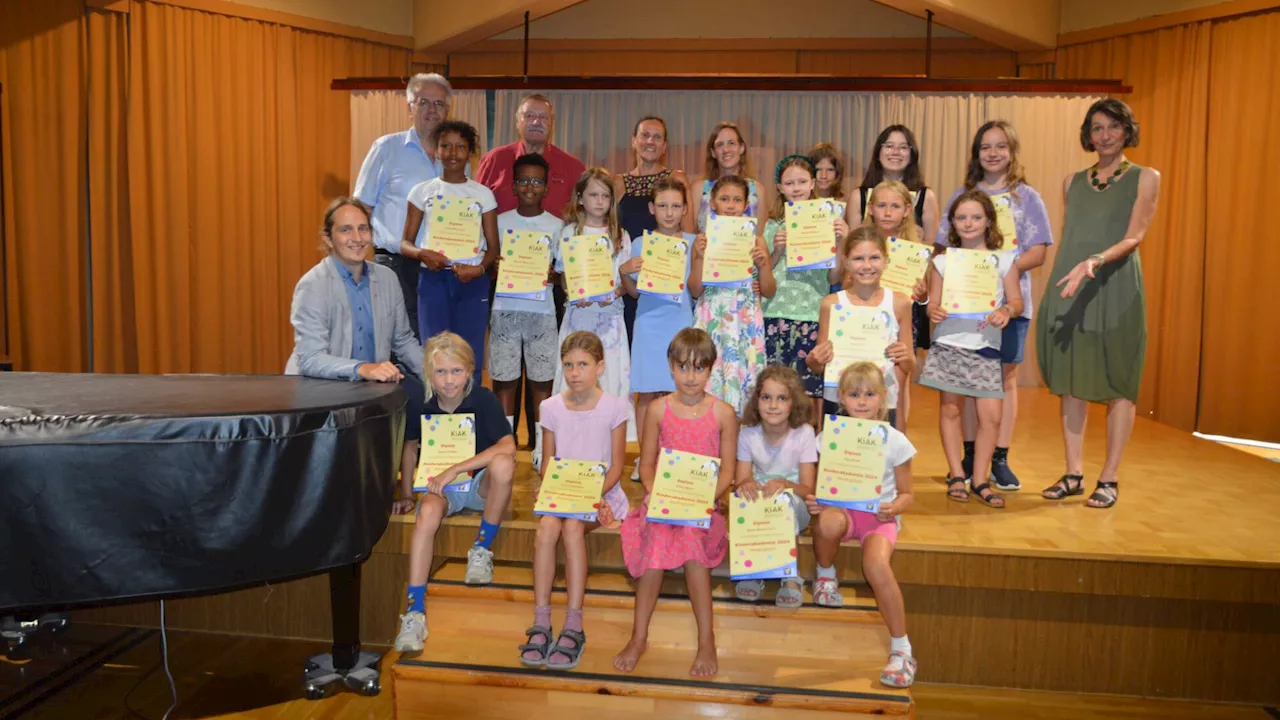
[521,331,631,671]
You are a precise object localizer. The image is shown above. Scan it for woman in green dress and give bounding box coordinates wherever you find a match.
[1037,99,1161,509]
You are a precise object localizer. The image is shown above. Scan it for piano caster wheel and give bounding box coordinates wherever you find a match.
[302,651,381,700]
[4,634,29,661]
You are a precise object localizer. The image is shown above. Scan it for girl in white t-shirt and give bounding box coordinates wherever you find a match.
[400,120,499,386]
[805,361,917,688]
[552,168,638,440]
[732,365,816,607]
[920,190,1023,509]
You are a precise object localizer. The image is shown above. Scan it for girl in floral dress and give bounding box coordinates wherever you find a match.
[687,176,775,415]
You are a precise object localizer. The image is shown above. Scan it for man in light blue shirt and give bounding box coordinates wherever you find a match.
[353,72,454,340]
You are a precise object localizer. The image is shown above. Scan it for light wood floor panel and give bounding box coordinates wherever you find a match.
[4,626,1273,719]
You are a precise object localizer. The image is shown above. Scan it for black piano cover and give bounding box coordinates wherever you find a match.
[0,373,405,612]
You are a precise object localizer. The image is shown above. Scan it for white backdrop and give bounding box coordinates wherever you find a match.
[349,87,1102,384]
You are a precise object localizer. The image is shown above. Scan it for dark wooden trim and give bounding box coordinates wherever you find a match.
[331,74,1130,94]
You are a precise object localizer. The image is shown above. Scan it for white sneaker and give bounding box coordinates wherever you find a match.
[465,545,494,585]
[630,465,640,482]
[532,450,542,474]
[394,611,426,652]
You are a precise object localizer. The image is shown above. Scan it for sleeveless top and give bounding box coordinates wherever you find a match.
[659,397,721,457]
[858,186,928,227]
[618,169,673,243]
[696,178,761,231]
[823,288,900,409]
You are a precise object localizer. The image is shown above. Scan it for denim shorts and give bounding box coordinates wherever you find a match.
[1001,317,1031,365]
[440,468,487,517]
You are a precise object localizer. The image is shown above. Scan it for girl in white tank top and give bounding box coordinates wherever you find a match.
[805,227,916,431]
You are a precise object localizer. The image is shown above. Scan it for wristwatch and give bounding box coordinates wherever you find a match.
[1088,253,1105,269]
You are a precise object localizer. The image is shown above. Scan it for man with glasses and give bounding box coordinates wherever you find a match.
[353,73,456,339]
[475,94,584,449]
[476,94,584,219]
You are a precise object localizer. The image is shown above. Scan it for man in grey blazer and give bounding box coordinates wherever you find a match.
[287,197,424,515]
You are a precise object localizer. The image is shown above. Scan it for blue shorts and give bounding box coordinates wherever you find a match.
[1001,317,1030,365]
[417,267,489,386]
[442,468,487,517]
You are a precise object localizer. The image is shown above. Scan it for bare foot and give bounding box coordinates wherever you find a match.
[612,637,647,672]
[690,639,718,677]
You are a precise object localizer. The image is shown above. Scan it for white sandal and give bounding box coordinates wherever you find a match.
[734,580,765,602]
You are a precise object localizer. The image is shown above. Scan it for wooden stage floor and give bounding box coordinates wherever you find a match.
[420,385,1280,571]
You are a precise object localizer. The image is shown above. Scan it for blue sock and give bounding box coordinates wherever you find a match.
[474,519,500,549]
[406,584,426,614]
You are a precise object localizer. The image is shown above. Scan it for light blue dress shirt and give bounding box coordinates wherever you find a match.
[353,127,443,254]
[332,258,378,367]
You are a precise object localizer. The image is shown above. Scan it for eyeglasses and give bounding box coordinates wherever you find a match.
[514,178,546,187]
[881,143,912,154]
[414,98,448,111]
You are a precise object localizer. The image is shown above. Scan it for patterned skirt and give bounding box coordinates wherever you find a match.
[919,342,1003,398]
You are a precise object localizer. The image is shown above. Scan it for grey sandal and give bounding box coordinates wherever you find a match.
[775,580,804,609]
[519,624,553,667]
[545,628,586,670]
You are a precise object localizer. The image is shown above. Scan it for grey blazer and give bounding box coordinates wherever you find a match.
[285,257,424,381]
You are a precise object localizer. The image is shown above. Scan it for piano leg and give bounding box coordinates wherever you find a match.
[302,562,382,699]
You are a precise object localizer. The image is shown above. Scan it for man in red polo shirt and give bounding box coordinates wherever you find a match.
[476,94,585,219]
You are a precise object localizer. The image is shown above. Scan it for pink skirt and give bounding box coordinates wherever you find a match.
[619,500,727,577]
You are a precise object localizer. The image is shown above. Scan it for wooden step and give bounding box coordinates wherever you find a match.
[394,592,913,718]
[430,559,881,620]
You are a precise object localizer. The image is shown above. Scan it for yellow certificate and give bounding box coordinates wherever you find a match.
[425,195,484,263]
[881,236,932,296]
[785,199,844,271]
[701,213,757,288]
[941,246,1001,319]
[646,448,721,528]
[817,417,889,513]
[824,304,892,389]
[414,414,475,494]
[636,231,689,302]
[496,229,553,301]
[534,458,607,522]
[989,192,1017,245]
[729,492,799,580]
[560,233,616,302]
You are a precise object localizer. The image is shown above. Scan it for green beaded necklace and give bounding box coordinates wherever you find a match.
[1089,160,1131,190]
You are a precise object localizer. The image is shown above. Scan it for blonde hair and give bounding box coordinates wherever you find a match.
[768,156,816,222]
[564,168,623,256]
[841,225,888,260]
[742,365,812,428]
[861,180,920,244]
[423,331,476,401]
[837,362,889,422]
[561,330,604,363]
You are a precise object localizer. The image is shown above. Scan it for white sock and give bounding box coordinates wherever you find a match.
[891,635,912,657]
[505,415,514,432]
[816,564,837,580]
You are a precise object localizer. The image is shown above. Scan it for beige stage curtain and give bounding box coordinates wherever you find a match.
[349,88,488,189]
[1056,23,1212,433]
[120,0,410,374]
[0,0,88,372]
[1198,10,1280,441]
[491,89,1100,386]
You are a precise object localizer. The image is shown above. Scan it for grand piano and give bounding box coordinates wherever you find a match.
[0,373,405,697]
